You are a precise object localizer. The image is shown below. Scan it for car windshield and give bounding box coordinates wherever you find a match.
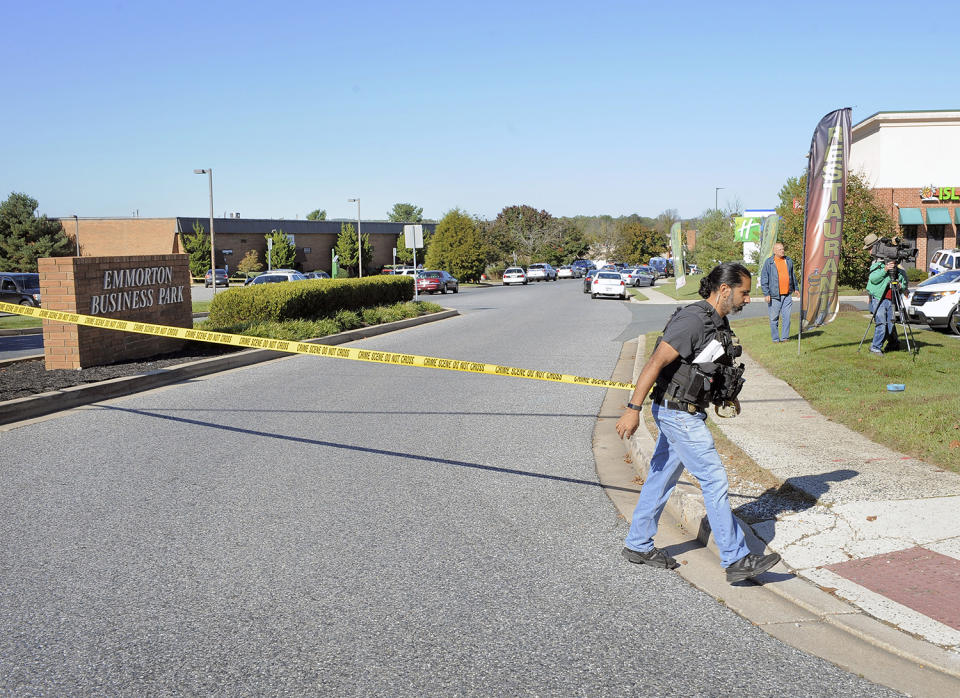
[20,274,40,289]
[253,275,284,283]
[421,272,442,278]
[598,272,621,279]
[919,269,960,287]
[529,265,544,270]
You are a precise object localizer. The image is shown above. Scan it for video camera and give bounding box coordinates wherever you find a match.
[863,234,918,264]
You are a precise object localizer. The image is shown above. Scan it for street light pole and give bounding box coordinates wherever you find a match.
[72,215,80,256]
[715,187,725,211]
[194,169,216,295]
[348,198,362,277]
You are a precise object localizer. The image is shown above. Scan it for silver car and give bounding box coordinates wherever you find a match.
[526,263,557,281]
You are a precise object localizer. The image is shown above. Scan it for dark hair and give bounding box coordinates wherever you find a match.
[698,262,751,299]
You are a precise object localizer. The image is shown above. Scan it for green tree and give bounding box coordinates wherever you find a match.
[689,209,741,268]
[387,203,423,222]
[775,171,895,287]
[334,223,372,277]
[425,208,485,282]
[306,209,327,221]
[612,222,667,264]
[264,229,298,269]
[0,193,73,272]
[236,249,263,277]
[181,220,212,277]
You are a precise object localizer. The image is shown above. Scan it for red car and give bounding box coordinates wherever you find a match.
[416,270,459,294]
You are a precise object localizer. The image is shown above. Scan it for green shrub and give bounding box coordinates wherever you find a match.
[906,267,927,283]
[207,276,414,326]
[334,309,362,330]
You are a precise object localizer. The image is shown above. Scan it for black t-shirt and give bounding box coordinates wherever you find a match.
[656,301,732,390]
[661,300,729,361]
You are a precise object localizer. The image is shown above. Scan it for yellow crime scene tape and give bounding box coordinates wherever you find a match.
[0,301,637,392]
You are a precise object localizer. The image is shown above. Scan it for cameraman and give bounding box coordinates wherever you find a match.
[865,234,909,355]
[615,262,781,584]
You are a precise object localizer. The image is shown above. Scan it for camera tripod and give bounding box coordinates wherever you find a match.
[857,270,918,358]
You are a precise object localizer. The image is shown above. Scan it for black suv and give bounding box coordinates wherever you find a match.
[0,273,42,307]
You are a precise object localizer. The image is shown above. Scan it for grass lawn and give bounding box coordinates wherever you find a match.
[729,311,960,471]
[651,274,703,300]
[628,288,649,301]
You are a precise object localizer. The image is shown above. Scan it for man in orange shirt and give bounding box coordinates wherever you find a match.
[759,243,798,343]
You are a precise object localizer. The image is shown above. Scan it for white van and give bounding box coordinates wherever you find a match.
[929,249,960,275]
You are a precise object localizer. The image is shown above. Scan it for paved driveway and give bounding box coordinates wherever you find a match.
[0,283,894,695]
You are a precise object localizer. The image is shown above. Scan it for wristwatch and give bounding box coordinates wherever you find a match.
[626,402,643,411]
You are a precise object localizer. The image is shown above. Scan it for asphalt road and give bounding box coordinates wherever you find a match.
[0,281,897,695]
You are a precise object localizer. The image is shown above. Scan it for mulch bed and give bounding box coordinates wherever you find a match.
[0,344,240,402]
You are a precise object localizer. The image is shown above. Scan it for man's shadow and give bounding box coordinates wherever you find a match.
[732,468,859,533]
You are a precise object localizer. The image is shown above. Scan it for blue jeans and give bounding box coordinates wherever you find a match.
[870,297,893,352]
[767,294,792,342]
[625,404,750,567]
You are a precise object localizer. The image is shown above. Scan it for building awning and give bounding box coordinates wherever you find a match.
[925,207,952,225]
[897,208,923,225]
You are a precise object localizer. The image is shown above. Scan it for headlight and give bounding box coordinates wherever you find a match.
[929,290,958,302]
[33,293,41,301]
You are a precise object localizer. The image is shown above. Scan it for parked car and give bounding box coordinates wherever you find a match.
[502,267,527,285]
[304,270,331,280]
[635,265,658,282]
[591,271,627,299]
[582,268,598,293]
[416,270,459,294]
[245,270,307,285]
[0,273,42,307]
[928,249,960,275]
[526,263,557,281]
[557,265,576,279]
[622,267,655,287]
[570,259,596,276]
[204,269,229,288]
[906,269,960,334]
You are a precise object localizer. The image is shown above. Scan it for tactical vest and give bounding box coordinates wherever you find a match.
[652,301,745,407]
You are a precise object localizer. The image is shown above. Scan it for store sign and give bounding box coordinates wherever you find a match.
[919,185,960,202]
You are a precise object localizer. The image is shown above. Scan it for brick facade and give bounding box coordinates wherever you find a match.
[38,254,193,370]
[870,188,958,271]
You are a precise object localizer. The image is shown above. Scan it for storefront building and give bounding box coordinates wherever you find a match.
[850,110,960,271]
[59,217,435,275]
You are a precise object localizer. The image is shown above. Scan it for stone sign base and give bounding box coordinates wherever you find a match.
[39,254,193,370]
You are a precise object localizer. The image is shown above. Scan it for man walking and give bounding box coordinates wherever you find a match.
[760,243,798,343]
[615,263,781,584]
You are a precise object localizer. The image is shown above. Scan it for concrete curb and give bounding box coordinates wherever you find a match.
[596,335,960,697]
[0,309,459,426]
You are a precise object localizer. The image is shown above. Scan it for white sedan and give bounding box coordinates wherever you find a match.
[502,267,528,285]
[907,269,960,334]
[590,271,628,300]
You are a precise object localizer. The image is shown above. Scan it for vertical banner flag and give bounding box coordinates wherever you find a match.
[670,222,686,289]
[801,108,851,329]
[757,215,779,276]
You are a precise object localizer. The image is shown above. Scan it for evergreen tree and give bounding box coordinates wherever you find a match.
[181,221,212,277]
[264,229,298,269]
[0,192,73,272]
[425,208,485,282]
[334,223,372,276]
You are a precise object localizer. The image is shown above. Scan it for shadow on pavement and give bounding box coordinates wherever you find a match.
[95,404,643,495]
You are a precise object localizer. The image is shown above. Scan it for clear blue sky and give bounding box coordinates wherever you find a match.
[1,1,954,222]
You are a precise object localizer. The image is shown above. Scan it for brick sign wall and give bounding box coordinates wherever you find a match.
[38,254,193,370]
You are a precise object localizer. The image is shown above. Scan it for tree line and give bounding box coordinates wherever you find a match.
[1,181,897,287]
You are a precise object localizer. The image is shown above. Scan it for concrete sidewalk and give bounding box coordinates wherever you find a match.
[623,330,960,667]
